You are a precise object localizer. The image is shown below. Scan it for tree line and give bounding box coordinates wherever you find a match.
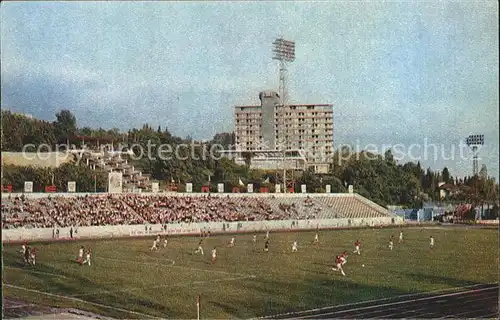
[1,109,498,208]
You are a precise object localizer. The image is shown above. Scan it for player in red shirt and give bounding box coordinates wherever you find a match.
[331,255,346,276]
[353,240,361,255]
[341,251,348,265]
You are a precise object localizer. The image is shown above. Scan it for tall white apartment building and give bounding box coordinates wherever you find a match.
[232,91,333,173]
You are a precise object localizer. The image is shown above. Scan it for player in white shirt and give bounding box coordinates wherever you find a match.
[20,243,28,264]
[151,239,159,251]
[265,231,270,240]
[163,238,168,248]
[82,248,91,266]
[399,230,404,243]
[20,243,27,254]
[292,241,298,252]
[195,239,204,255]
[313,233,319,245]
[252,234,257,244]
[76,246,85,264]
[429,236,435,249]
[228,237,235,247]
[389,235,394,251]
[29,247,36,266]
[211,247,217,264]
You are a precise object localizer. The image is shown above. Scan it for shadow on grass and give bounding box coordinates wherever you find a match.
[394,271,482,289]
[238,277,428,318]
[3,252,172,319]
[211,301,242,318]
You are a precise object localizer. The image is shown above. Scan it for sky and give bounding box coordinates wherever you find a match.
[1,1,498,180]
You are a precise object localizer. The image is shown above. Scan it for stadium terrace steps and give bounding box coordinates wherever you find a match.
[353,193,398,217]
[315,195,394,219]
[79,150,151,191]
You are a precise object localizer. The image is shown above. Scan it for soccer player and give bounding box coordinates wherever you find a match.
[20,242,27,255]
[211,247,217,264]
[151,238,159,251]
[24,246,30,265]
[228,237,235,247]
[163,237,168,248]
[399,230,404,243]
[264,239,269,252]
[252,234,257,244]
[332,255,346,276]
[82,248,91,266]
[313,233,319,245]
[265,231,270,240]
[353,240,361,255]
[429,236,435,249]
[77,246,84,264]
[195,239,204,255]
[292,241,298,252]
[389,236,394,251]
[29,247,36,266]
[340,251,348,265]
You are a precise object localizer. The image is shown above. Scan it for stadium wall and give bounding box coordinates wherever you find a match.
[1,192,398,212]
[1,217,403,242]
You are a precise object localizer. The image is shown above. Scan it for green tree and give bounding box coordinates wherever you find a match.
[442,167,451,184]
[54,109,77,144]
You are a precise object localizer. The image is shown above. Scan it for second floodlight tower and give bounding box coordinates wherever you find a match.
[272,37,295,192]
[465,134,484,176]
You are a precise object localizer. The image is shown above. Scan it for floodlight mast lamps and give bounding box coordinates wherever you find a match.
[273,38,295,193]
[466,134,485,176]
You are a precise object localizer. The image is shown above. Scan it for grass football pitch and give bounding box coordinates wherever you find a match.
[2,226,498,319]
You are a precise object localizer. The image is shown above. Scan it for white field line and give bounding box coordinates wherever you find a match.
[99,256,176,266]
[3,266,68,278]
[71,274,256,298]
[287,286,499,319]
[259,282,499,319]
[3,284,163,319]
[3,303,37,309]
[98,256,255,278]
[67,256,256,298]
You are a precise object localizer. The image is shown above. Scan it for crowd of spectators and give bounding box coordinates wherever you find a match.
[1,194,323,229]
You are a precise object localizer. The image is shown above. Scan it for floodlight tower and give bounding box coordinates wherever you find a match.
[273,37,295,193]
[466,134,484,176]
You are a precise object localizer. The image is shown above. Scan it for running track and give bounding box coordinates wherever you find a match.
[265,283,499,319]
